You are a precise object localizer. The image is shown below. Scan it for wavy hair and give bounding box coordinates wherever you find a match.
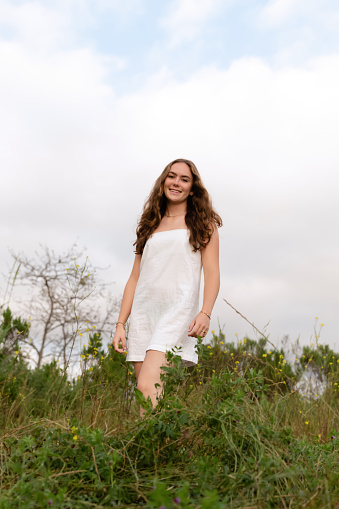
[134,158,222,255]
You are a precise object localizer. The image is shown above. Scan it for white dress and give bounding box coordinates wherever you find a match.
[126,229,202,365]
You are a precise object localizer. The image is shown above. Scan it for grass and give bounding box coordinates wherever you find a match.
[0,333,338,508]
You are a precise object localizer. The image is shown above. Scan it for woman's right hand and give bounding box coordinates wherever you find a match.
[112,325,127,354]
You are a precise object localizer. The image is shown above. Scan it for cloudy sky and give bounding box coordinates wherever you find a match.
[1,0,338,351]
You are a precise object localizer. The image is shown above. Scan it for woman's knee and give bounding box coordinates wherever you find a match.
[137,377,160,397]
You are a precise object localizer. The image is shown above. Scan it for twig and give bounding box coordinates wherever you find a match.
[91,446,101,483]
[223,298,276,350]
[50,469,87,478]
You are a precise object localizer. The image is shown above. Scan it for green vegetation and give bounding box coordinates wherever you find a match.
[1,322,338,508]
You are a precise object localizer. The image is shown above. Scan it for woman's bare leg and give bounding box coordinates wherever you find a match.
[133,361,143,382]
[135,350,167,409]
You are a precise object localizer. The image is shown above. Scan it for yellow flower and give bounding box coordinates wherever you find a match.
[73,435,78,440]
[85,328,89,332]
[305,422,309,425]
[220,341,224,345]
[15,351,19,355]
[79,333,83,337]
[262,354,267,358]
[211,330,215,333]
[235,361,239,364]
[268,351,272,354]
[71,426,78,433]
[207,345,211,349]
[93,325,97,329]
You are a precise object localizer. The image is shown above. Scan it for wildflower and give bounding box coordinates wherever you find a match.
[93,325,97,329]
[80,355,85,359]
[173,497,181,504]
[79,333,83,337]
[85,328,89,332]
[207,345,211,349]
[318,434,321,439]
[262,354,267,358]
[209,352,213,355]
[235,361,239,364]
[268,351,272,354]
[211,330,215,333]
[305,422,309,425]
[73,435,78,440]
[47,500,53,506]
[330,362,333,365]
[15,351,19,355]
[331,435,336,439]
[220,341,224,344]
[230,353,234,357]
[108,460,113,466]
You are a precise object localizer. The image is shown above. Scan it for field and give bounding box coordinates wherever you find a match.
[1,331,339,509]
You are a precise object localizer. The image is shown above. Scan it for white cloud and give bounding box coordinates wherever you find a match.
[161,0,226,47]
[1,1,339,349]
[0,0,71,51]
[258,0,339,28]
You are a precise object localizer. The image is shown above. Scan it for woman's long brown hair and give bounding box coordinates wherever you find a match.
[134,158,222,255]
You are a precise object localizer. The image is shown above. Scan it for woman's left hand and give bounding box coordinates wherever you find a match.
[188,312,210,338]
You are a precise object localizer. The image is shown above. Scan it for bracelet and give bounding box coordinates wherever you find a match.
[200,310,211,320]
[116,321,126,329]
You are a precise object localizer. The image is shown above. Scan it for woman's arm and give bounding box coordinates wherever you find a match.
[113,254,141,353]
[188,227,220,338]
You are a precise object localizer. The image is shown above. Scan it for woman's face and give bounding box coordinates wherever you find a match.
[163,162,193,205]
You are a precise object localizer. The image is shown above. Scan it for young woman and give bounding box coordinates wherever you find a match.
[112,158,222,408]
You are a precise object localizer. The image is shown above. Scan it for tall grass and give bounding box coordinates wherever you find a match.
[0,333,338,508]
